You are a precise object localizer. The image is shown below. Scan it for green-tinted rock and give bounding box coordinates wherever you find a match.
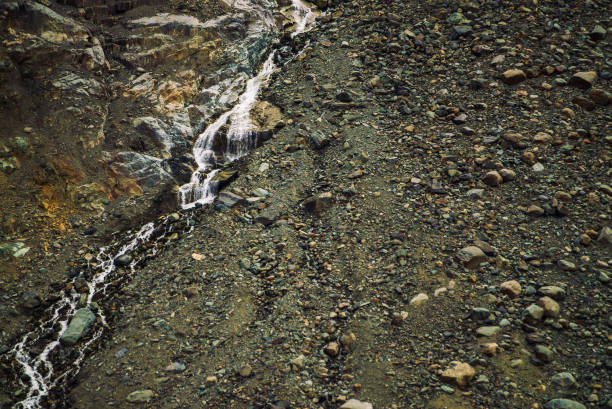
[60,308,96,345]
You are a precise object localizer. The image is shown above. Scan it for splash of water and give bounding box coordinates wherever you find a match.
[179,53,276,209]
[11,222,168,409]
[291,0,316,37]
[10,0,318,405]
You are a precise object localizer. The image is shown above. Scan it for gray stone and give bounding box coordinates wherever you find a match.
[456,246,487,268]
[309,131,330,149]
[558,260,576,271]
[217,191,245,208]
[126,390,154,403]
[551,372,577,389]
[115,254,132,267]
[471,307,492,321]
[538,286,566,300]
[164,362,186,373]
[476,326,501,337]
[544,399,586,409]
[60,308,96,345]
[466,188,484,199]
[598,226,612,246]
[535,345,554,362]
[523,304,544,323]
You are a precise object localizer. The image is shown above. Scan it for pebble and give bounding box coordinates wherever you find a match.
[502,69,527,85]
[558,260,576,271]
[538,296,560,318]
[339,399,373,409]
[500,280,522,298]
[569,71,596,89]
[544,399,586,409]
[523,304,544,323]
[482,171,503,186]
[325,342,340,357]
[441,361,475,388]
[535,345,554,362]
[476,326,501,337]
[126,390,154,403]
[551,372,577,389]
[410,293,429,305]
[538,285,566,300]
[456,246,487,268]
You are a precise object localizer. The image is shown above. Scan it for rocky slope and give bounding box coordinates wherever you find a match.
[1,0,612,408]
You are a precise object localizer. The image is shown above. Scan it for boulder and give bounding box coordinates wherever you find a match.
[60,308,96,345]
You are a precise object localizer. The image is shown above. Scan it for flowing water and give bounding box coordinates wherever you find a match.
[10,0,317,407]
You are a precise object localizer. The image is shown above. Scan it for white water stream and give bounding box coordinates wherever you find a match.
[10,0,316,407]
[179,0,316,208]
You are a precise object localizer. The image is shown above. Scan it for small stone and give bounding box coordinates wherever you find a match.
[527,205,545,216]
[115,254,132,267]
[456,246,487,268]
[544,399,586,409]
[466,188,484,199]
[325,342,340,357]
[340,332,356,349]
[473,240,496,255]
[302,192,334,213]
[217,191,245,208]
[164,362,186,373]
[126,390,154,403]
[483,171,503,186]
[523,304,544,323]
[291,354,306,369]
[340,399,373,409]
[538,286,566,300]
[183,286,199,298]
[589,89,611,106]
[205,376,218,384]
[347,169,364,179]
[551,372,577,389]
[410,293,429,305]
[535,345,554,362]
[533,132,553,144]
[590,25,607,41]
[500,280,522,298]
[502,69,527,85]
[597,226,612,245]
[471,307,492,321]
[441,361,475,388]
[561,108,575,119]
[60,308,96,345]
[499,168,516,182]
[538,296,560,318]
[573,96,596,111]
[569,71,596,89]
[239,364,252,377]
[476,326,501,337]
[558,260,576,271]
[482,343,499,356]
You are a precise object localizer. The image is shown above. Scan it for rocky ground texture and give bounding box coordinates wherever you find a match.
[1,0,612,408]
